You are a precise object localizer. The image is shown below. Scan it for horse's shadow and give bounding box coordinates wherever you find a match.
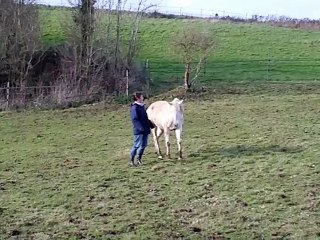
[218,144,303,157]
[187,144,304,160]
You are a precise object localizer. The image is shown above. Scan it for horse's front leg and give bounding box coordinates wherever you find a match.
[164,128,171,159]
[175,128,183,160]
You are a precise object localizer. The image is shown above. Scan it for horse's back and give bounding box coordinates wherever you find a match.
[147,101,171,110]
[147,101,171,117]
[147,100,184,131]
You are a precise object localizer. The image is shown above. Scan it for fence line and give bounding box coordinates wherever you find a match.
[0,85,57,90]
[1,58,320,110]
[35,0,311,21]
[0,85,104,111]
[145,58,320,84]
[36,1,247,18]
[145,59,320,63]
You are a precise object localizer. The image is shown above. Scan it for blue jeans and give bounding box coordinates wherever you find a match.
[130,134,149,159]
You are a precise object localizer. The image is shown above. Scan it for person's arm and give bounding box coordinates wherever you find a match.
[131,106,144,131]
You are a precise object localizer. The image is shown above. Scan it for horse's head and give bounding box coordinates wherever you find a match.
[171,98,184,113]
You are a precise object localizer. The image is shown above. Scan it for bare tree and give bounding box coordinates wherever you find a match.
[124,0,156,68]
[96,0,156,93]
[113,1,156,66]
[71,0,96,84]
[172,25,215,90]
[114,0,122,73]
[112,0,156,94]
[61,0,157,95]
[0,0,41,87]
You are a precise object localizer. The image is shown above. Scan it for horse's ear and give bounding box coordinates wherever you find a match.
[178,99,184,104]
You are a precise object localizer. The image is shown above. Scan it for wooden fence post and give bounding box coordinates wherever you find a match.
[146,59,150,94]
[126,69,129,97]
[6,82,9,110]
[267,54,270,81]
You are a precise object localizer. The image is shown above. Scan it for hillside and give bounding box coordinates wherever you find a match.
[40,7,320,89]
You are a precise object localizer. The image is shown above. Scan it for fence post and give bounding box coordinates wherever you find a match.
[267,54,270,81]
[6,82,9,110]
[146,59,150,94]
[126,69,129,97]
[204,59,207,75]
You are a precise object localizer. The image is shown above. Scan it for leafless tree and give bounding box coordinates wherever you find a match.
[172,25,215,90]
[94,0,156,93]
[0,0,42,86]
[124,0,156,68]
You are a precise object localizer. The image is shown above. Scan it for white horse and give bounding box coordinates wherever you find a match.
[146,98,184,160]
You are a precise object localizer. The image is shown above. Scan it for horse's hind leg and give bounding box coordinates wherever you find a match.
[151,128,158,154]
[153,127,163,159]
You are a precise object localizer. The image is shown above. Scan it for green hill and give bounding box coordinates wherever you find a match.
[40,7,320,89]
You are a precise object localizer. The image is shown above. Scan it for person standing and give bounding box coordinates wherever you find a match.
[129,92,153,167]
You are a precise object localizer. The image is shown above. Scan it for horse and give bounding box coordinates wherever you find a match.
[146,98,185,160]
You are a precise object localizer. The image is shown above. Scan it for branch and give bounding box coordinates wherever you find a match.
[125,0,157,68]
[190,58,205,84]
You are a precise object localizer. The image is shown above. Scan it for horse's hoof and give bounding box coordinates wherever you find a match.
[178,157,182,160]
[158,156,163,159]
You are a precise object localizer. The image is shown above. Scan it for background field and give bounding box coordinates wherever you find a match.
[1,82,320,239]
[39,7,320,91]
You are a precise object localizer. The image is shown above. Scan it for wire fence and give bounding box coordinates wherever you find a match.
[147,59,320,83]
[0,85,105,111]
[36,0,297,21]
[0,70,150,111]
[37,0,247,18]
[1,58,320,111]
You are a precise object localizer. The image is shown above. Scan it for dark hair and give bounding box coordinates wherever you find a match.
[132,92,144,102]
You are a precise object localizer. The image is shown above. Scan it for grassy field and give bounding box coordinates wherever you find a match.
[1,81,319,239]
[38,7,320,89]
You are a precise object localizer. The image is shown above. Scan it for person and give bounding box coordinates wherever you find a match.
[129,92,154,167]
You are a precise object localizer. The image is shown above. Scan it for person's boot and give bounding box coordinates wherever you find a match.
[129,155,136,167]
[136,155,143,165]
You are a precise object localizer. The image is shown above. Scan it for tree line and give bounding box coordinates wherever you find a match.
[0,0,216,109]
[0,0,156,107]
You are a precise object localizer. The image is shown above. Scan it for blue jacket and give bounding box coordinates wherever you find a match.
[130,102,153,135]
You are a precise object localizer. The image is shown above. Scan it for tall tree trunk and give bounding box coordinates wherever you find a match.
[80,0,94,61]
[184,63,191,89]
[78,0,95,86]
[114,0,121,73]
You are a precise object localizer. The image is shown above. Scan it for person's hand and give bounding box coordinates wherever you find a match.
[149,120,155,129]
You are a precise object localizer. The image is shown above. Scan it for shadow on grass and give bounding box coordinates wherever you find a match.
[215,144,304,158]
[189,144,304,159]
